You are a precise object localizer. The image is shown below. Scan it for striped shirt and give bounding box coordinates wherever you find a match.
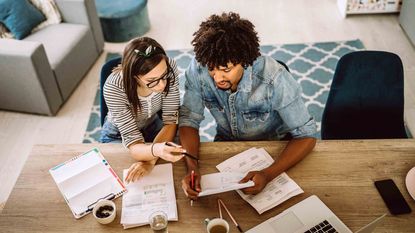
[103,59,180,147]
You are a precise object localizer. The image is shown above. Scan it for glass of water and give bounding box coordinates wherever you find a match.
[149,211,168,233]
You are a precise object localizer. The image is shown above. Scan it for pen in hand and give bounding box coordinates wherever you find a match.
[165,142,199,161]
[190,170,195,206]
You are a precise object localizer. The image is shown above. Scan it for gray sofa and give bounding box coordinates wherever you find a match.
[0,0,104,115]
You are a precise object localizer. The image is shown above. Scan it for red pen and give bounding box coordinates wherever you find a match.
[190,170,195,206]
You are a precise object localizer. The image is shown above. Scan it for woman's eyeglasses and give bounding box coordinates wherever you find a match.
[145,69,171,88]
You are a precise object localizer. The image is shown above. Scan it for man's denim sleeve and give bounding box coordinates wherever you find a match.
[273,68,317,138]
[179,59,205,130]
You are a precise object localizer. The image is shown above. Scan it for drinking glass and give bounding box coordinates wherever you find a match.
[149,211,168,233]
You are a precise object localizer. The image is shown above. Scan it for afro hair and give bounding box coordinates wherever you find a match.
[191,12,261,70]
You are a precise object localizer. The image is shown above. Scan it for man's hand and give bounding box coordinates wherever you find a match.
[125,160,156,183]
[239,170,269,195]
[181,170,201,200]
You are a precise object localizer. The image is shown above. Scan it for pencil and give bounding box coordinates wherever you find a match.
[218,199,243,232]
[218,199,223,219]
[191,170,195,206]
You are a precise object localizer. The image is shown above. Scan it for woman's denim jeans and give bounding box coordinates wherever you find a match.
[100,115,163,144]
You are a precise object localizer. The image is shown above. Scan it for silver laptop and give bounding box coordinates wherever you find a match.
[246,195,386,233]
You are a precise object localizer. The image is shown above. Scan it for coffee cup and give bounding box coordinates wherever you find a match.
[92,199,116,224]
[204,218,229,233]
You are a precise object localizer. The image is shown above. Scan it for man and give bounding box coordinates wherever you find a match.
[179,12,317,200]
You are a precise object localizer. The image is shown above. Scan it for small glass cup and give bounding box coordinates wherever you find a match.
[149,211,168,233]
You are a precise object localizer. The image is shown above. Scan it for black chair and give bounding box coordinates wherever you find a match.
[321,51,407,139]
[100,56,122,126]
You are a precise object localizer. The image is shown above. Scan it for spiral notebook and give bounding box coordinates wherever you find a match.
[49,148,127,219]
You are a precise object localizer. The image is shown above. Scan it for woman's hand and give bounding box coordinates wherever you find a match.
[125,160,156,183]
[152,142,185,162]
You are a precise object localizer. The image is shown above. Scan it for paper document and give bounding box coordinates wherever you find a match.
[121,163,178,229]
[49,148,126,219]
[198,172,255,197]
[216,147,303,214]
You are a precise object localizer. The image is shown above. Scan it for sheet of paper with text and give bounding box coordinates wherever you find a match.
[198,172,254,197]
[216,147,303,214]
[121,163,178,229]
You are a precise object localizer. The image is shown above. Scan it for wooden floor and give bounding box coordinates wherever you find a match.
[1,0,414,210]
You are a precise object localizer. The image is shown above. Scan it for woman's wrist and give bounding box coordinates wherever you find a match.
[151,143,158,158]
[151,143,166,159]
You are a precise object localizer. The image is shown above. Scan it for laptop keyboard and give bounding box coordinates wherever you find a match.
[304,220,338,233]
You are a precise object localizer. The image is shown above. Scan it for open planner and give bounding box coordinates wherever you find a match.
[121,163,178,229]
[49,148,127,219]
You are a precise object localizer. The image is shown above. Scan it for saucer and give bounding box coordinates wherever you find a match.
[405,166,415,201]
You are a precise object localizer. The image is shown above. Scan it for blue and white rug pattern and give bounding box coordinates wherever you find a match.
[83,39,364,143]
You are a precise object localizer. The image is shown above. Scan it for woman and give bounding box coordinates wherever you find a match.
[101,37,185,182]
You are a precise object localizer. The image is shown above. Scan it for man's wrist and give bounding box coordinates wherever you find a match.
[186,160,199,173]
[262,168,275,183]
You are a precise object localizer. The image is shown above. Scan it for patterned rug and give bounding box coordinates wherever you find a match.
[83,39,365,143]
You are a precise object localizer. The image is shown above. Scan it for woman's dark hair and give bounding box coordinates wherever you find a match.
[191,12,261,70]
[116,37,175,116]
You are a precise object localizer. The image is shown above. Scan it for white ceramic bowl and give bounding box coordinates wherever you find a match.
[405,166,415,201]
[92,200,116,224]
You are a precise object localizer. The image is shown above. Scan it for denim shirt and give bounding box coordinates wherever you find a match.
[179,56,317,141]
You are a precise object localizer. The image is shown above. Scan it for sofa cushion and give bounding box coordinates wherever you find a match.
[24,23,98,100]
[30,0,62,32]
[0,0,46,39]
[24,23,89,68]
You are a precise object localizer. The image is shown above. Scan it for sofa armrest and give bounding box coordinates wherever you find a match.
[0,39,62,115]
[55,0,104,53]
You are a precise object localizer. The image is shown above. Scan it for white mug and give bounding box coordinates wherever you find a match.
[92,199,116,224]
[205,218,230,233]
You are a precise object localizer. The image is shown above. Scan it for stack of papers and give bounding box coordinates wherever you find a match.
[120,163,178,229]
[216,147,303,214]
[198,172,255,197]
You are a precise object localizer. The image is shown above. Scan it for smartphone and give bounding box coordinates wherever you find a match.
[374,179,411,215]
